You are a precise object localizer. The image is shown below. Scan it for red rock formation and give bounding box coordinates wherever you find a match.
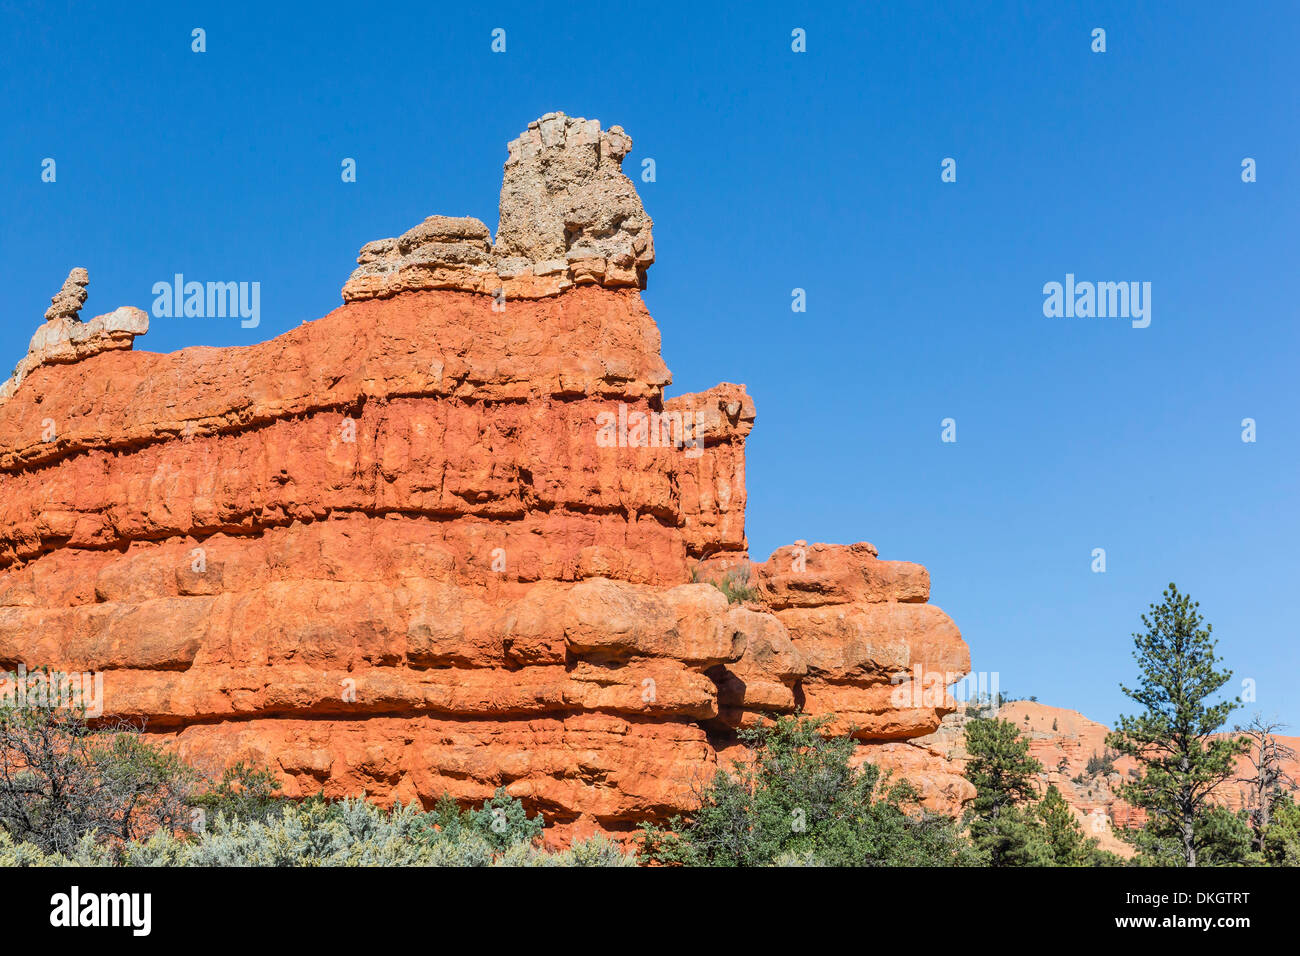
[0,113,971,836]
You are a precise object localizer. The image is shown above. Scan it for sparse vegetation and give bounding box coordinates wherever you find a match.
[190,760,285,826]
[689,561,760,604]
[0,795,634,867]
[0,686,630,867]
[715,563,760,604]
[1237,716,1298,853]
[0,688,196,857]
[4,583,1296,868]
[1262,792,1300,866]
[1085,750,1116,777]
[637,714,977,866]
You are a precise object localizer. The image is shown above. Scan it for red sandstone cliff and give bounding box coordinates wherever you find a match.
[0,113,972,838]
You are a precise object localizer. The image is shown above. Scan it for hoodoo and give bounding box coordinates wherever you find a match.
[0,113,972,839]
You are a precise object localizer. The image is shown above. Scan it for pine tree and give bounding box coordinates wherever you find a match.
[1106,584,1246,866]
[963,716,1050,865]
[1036,784,1108,865]
[1262,793,1300,866]
[637,714,977,866]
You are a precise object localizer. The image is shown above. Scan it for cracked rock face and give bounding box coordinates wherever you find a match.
[43,267,89,322]
[342,112,655,303]
[493,113,654,285]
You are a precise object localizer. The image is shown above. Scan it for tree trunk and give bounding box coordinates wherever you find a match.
[1251,777,1269,854]
[1178,756,1196,867]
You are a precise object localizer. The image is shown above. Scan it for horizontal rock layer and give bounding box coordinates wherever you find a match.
[0,114,972,833]
[0,286,969,829]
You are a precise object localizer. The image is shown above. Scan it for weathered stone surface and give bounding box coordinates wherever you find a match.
[756,541,930,609]
[342,112,654,303]
[43,267,88,322]
[665,384,754,562]
[495,113,653,280]
[856,740,976,815]
[777,603,968,683]
[0,114,973,836]
[1,266,149,406]
[712,607,806,725]
[165,713,718,826]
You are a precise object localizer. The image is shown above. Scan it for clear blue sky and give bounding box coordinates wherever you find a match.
[2,1,1296,729]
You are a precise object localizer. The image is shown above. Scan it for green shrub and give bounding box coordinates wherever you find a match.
[1085,750,1116,776]
[1125,804,1259,867]
[638,714,976,866]
[0,696,630,867]
[0,795,635,867]
[1263,792,1300,866]
[690,562,759,604]
[501,835,637,867]
[0,691,195,856]
[190,760,285,826]
[714,564,759,604]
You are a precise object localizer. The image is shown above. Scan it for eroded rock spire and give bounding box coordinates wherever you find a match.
[44,267,89,322]
[342,112,655,302]
[0,268,148,405]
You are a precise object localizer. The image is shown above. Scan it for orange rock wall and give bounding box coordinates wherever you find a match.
[0,284,971,834]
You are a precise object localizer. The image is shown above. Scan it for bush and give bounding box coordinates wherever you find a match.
[1263,793,1300,866]
[1085,750,1116,776]
[0,693,632,866]
[1126,804,1259,867]
[190,760,285,826]
[501,834,637,868]
[0,794,636,867]
[0,691,195,856]
[691,562,759,604]
[458,787,544,851]
[715,565,760,604]
[638,714,976,866]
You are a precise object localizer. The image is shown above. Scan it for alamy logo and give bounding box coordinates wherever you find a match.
[151,274,260,328]
[596,403,705,458]
[890,666,1001,709]
[49,886,151,936]
[1042,273,1151,328]
[0,665,103,718]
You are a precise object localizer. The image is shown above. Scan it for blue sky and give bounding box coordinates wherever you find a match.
[2,1,1296,729]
